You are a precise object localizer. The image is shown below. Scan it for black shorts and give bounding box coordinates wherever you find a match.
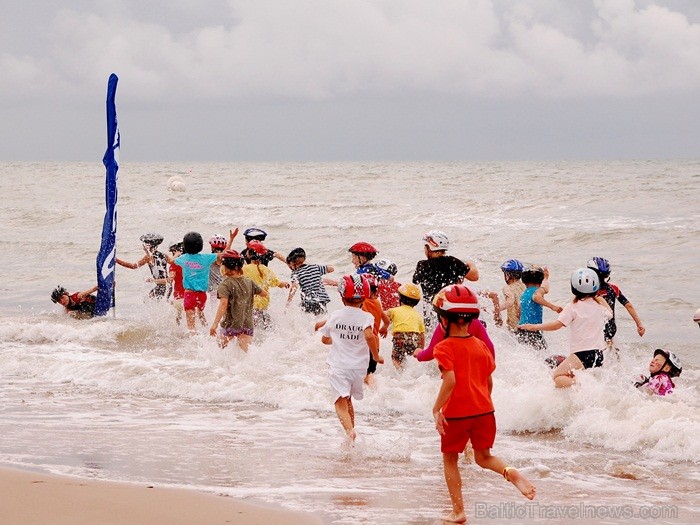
[574,349,604,369]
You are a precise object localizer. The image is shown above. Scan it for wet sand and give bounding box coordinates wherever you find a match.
[0,465,323,525]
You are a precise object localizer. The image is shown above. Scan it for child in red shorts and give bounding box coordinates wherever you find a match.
[431,284,536,524]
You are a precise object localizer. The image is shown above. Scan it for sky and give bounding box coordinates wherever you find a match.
[1,0,700,162]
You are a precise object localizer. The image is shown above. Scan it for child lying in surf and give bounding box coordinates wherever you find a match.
[634,348,682,396]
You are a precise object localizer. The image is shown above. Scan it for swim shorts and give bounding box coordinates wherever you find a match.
[441,412,496,453]
[221,327,254,338]
[574,349,604,369]
[328,367,365,401]
[183,290,207,311]
[392,332,423,363]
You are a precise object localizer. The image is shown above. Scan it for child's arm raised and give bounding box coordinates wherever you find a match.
[226,228,238,250]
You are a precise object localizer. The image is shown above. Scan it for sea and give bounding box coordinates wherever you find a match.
[0,160,698,524]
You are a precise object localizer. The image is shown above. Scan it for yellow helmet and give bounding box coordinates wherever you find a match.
[398,283,422,301]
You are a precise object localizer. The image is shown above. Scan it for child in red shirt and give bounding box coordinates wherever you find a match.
[431,284,536,523]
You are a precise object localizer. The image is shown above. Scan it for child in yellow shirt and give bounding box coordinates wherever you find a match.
[242,241,289,331]
[381,283,426,368]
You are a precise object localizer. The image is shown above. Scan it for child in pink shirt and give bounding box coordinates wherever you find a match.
[635,349,682,396]
[519,268,612,388]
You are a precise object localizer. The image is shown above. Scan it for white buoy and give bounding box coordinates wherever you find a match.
[167,176,187,192]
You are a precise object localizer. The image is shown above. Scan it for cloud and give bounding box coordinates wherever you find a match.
[1,0,700,104]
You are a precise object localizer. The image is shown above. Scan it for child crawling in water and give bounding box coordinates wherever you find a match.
[431,284,535,523]
[635,348,683,396]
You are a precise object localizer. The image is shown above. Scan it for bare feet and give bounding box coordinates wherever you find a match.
[442,511,466,523]
[506,468,537,500]
[346,429,357,442]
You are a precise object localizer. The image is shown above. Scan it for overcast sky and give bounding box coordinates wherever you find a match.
[2,0,700,162]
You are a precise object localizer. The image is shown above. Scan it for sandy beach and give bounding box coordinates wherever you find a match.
[0,465,323,525]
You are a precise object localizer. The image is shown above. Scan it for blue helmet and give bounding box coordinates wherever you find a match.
[587,257,611,277]
[500,259,524,273]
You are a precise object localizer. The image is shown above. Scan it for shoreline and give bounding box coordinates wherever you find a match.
[0,465,323,525]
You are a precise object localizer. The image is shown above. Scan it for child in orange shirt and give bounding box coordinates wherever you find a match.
[431,284,536,523]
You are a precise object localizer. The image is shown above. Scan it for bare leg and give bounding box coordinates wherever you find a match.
[185,309,197,333]
[347,397,355,428]
[218,334,232,349]
[442,452,466,523]
[197,307,207,327]
[334,397,356,441]
[237,334,253,352]
[552,354,584,388]
[474,449,536,500]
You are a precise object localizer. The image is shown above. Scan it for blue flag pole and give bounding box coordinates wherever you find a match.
[95,73,120,316]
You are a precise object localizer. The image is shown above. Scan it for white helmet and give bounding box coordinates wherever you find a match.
[423,230,449,252]
[570,268,600,295]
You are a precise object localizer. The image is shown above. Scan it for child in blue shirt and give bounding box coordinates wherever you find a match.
[515,266,561,350]
[175,229,236,333]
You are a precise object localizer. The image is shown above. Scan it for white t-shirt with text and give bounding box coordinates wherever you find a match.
[321,306,374,370]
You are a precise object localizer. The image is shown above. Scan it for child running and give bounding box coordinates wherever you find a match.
[242,240,289,331]
[116,233,169,299]
[176,229,235,333]
[209,250,267,351]
[286,247,334,315]
[519,268,612,388]
[381,283,425,368]
[374,258,402,310]
[206,234,229,298]
[634,349,682,396]
[168,242,185,324]
[515,265,562,350]
[498,259,526,331]
[431,284,535,523]
[586,257,645,347]
[319,275,384,442]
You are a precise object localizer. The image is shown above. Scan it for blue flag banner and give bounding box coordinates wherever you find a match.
[95,73,120,316]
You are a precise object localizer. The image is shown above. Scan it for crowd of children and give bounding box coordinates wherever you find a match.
[50,227,688,524]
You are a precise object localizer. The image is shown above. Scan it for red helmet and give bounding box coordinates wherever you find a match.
[348,242,378,256]
[247,240,267,256]
[338,274,371,300]
[221,249,243,269]
[432,284,480,315]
